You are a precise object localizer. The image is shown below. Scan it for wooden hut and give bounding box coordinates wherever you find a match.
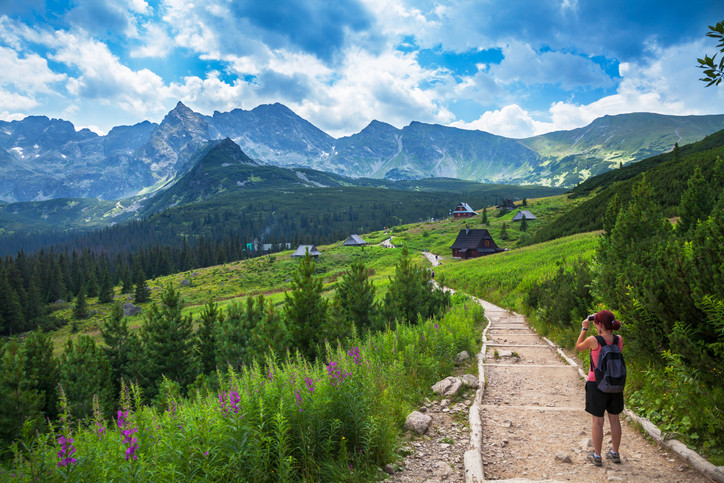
[343,234,368,246]
[450,227,505,260]
[452,202,478,219]
[512,210,537,221]
[291,245,321,258]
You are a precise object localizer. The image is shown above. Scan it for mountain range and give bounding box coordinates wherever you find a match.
[2,102,724,202]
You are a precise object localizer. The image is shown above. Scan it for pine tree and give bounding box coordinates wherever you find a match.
[85,268,98,298]
[520,216,528,232]
[522,197,528,206]
[678,165,712,234]
[481,207,489,226]
[382,246,448,324]
[73,287,88,320]
[58,335,114,420]
[285,252,328,360]
[141,285,197,398]
[332,260,378,332]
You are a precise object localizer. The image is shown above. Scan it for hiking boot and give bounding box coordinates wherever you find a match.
[588,452,603,466]
[606,450,621,464]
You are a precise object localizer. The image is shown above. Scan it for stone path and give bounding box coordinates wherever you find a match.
[476,299,713,482]
[397,251,717,482]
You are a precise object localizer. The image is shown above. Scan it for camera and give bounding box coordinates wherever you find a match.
[588,314,595,321]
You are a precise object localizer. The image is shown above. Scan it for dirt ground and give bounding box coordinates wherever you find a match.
[386,257,715,482]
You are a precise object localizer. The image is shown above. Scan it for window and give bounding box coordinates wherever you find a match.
[484,240,490,247]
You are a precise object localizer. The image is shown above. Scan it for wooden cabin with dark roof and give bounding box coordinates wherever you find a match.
[452,202,478,218]
[450,227,505,260]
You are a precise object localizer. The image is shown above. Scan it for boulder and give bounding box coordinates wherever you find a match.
[383,464,396,474]
[432,376,463,396]
[461,374,479,388]
[405,411,432,435]
[455,350,470,364]
[180,279,191,286]
[123,302,142,317]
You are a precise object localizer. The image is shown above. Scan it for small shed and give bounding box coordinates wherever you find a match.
[512,210,537,221]
[343,234,368,246]
[453,202,478,218]
[291,245,321,258]
[450,227,505,260]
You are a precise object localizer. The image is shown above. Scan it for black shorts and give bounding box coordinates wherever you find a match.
[585,381,624,417]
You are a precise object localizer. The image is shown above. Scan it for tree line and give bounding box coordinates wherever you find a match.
[0,248,450,455]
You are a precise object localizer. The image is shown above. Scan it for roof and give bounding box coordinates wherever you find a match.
[512,210,537,221]
[454,202,477,214]
[450,228,504,253]
[343,234,368,246]
[291,245,321,257]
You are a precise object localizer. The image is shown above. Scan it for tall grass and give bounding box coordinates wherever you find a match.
[2,301,483,482]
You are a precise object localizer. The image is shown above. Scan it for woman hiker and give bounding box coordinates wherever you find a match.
[575,309,624,466]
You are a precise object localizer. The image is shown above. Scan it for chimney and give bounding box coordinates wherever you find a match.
[466,226,470,235]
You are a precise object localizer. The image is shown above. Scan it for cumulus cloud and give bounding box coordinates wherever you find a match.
[450,104,553,138]
[0,46,66,92]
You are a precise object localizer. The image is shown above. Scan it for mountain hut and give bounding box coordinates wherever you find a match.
[452,202,478,218]
[291,245,322,258]
[495,199,517,210]
[512,210,537,221]
[343,234,368,246]
[450,227,505,260]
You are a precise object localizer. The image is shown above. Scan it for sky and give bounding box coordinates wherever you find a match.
[0,0,722,139]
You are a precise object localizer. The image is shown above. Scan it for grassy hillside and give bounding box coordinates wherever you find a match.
[532,128,724,243]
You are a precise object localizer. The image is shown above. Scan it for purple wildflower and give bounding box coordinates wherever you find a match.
[327,360,351,387]
[305,377,316,394]
[117,410,139,461]
[56,435,77,468]
[219,390,242,416]
[347,347,361,365]
[294,389,303,412]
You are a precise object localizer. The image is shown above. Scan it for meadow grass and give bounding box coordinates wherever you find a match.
[3,301,483,482]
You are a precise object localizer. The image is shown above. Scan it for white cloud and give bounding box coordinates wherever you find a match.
[0,46,66,92]
[0,110,27,122]
[490,41,614,89]
[131,23,175,58]
[0,89,39,111]
[450,104,553,138]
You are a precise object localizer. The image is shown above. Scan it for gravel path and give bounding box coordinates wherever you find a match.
[386,252,716,482]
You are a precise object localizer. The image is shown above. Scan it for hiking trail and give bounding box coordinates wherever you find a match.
[388,252,717,482]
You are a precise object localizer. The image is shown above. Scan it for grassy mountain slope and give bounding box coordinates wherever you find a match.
[531,128,724,243]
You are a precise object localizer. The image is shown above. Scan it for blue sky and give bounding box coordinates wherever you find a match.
[0,0,722,138]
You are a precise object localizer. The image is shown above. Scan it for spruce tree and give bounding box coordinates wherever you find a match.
[500,222,509,240]
[100,302,131,397]
[285,252,328,360]
[133,262,151,304]
[251,296,289,359]
[481,207,489,226]
[197,300,219,375]
[0,339,43,447]
[120,265,133,294]
[141,285,197,398]
[73,287,88,320]
[22,330,59,419]
[520,216,528,232]
[98,265,114,304]
[0,269,25,335]
[58,335,114,420]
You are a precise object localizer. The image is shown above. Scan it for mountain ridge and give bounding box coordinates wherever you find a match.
[2,103,724,202]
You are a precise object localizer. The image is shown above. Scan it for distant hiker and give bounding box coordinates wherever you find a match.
[575,310,624,466]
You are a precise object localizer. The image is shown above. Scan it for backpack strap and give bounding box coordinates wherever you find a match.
[590,335,606,370]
